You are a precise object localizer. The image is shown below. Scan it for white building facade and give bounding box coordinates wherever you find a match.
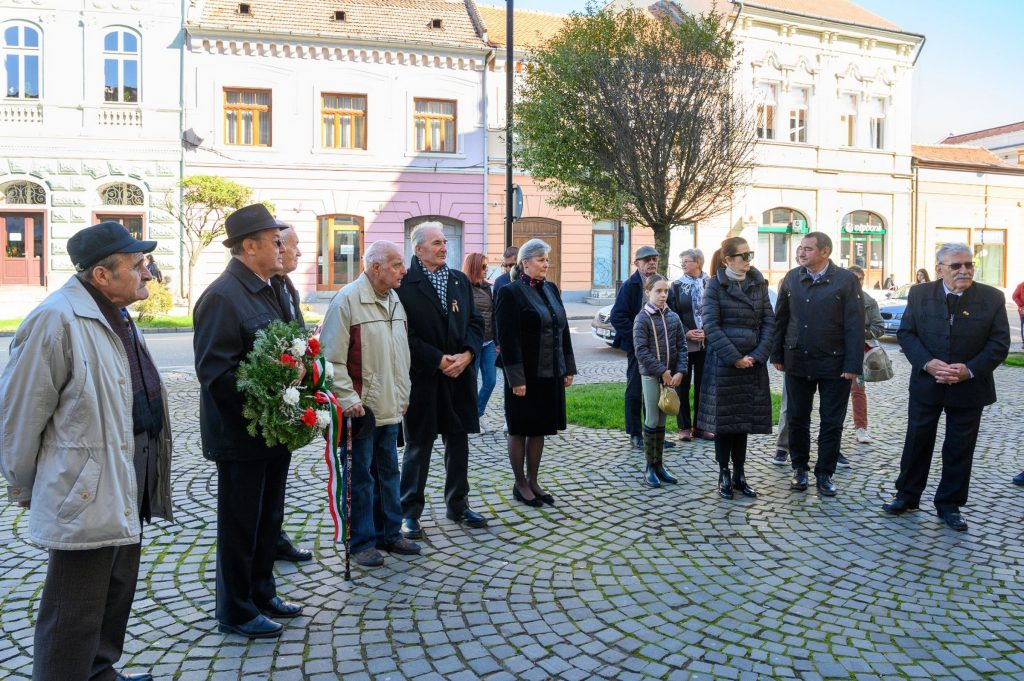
[0,0,182,303]
[671,0,924,289]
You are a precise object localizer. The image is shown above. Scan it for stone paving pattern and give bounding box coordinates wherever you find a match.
[1,350,1023,680]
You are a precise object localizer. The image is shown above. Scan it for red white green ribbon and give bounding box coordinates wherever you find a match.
[312,357,346,543]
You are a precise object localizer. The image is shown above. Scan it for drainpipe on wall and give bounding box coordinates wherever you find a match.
[910,161,918,278]
[482,49,494,258]
[177,0,187,302]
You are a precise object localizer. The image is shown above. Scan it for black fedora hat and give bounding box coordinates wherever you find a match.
[68,221,157,272]
[223,203,285,247]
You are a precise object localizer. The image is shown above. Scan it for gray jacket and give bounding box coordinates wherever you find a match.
[632,306,688,377]
[1,277,173,550]
[864,294,884,348]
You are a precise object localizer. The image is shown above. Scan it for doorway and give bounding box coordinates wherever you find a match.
[513,217,561,287]
[1,212,45,286]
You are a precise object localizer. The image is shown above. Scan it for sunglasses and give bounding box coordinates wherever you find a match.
[502,263,514,269]
[730,251,755,261]
[943,261,975,270]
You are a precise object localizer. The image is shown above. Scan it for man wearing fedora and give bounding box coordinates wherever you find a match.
[193,204,304,639]
[1,222,173,681]
[609,245,678,451]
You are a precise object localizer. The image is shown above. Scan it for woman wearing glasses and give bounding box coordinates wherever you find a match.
[697,237,776,499]
[463,253,498,427]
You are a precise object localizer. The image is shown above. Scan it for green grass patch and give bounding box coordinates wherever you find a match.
[136,315,193,329]
[566,382,782,431]
[1005,355,1024,368]
[0,318,23,332]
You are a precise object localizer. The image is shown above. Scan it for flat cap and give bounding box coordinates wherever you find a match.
[67,222,156,272]
[634,245,659,260]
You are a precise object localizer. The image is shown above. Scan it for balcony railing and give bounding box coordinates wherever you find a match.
[98,106,142,127]
[0,102,43,124]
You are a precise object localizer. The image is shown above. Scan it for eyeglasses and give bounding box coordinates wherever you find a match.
[502,263,514,269]
[730,251,755,261]
[943,261,975,270]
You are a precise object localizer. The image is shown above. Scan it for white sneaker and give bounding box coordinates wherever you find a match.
[856,428,872,444]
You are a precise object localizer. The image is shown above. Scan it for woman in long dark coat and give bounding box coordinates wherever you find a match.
[494,238,576,507]
[697,237,776,499]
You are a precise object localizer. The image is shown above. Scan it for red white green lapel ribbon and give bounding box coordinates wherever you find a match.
[311,357,345,543]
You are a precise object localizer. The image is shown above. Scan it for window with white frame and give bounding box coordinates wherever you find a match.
[3,23,41,99]
[868,96,885,150]
[788,87,808,143]
[103,29,139,103]
[839,93,857,147]
[755,82,777,140]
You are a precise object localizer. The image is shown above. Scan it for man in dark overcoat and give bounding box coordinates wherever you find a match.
[396,221,487,539]
[609,245,675,451]
[193,204,304,640]
[771,232,863,497]
[883,243,1009,531]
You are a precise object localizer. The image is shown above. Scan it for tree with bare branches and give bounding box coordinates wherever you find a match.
[515,6,756,272]
[161,175,267,313]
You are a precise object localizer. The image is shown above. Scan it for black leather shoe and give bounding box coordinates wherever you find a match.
[790,469,808,491]
[115,673,154,681]
[882,496,919,514]
[816,474,837,497]
[537,493,555,506]
[654,464,677,484]
[718,469,733,499]
[446,507,489,528]
[276,541,313,562]
[642,464,661,488]
[733,474,756,498]
[401,517,422,539]
[630,435,644,450]
[218,614,283,639]
[663,439,676,449]
[258,596,303,619]
[513,485,543,507]
[937,509,968,532]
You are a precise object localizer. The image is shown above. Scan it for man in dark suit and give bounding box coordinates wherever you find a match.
[193,204,304,639]
[609,245,675,451]
[883,243,1009,531]
[269,223,314,563]
[396,222,487,539]
[771,232,863,497]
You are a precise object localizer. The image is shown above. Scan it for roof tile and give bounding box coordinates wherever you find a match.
[941,121,1024,145]
[476,4,569,49]
[912,144,1022,170]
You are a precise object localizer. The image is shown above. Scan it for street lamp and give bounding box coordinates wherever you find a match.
[504,0,514,250]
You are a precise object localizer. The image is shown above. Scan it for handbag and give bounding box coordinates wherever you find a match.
[648,313,681,416]
[863,345,894,382]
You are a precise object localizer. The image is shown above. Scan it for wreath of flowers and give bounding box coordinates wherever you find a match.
[236,320,339,451]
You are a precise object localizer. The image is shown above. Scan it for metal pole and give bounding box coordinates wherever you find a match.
[504,0,514,249]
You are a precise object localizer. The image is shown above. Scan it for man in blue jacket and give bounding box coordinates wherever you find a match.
[610,245,674,451]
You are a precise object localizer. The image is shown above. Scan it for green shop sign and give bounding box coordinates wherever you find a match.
[758,219,808,234]
[843,223,886,235]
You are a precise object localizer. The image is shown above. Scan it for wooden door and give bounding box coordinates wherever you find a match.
[1,212,45,286]
[513,217,561,287]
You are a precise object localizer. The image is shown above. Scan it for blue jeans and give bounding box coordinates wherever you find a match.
[343,423,403,554]
[475,340,497,417]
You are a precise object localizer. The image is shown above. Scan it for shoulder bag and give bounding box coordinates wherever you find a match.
[647,313,681,416]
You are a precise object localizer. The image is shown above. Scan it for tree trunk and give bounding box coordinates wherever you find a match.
[186,250,200,316]
[652,223,673,277]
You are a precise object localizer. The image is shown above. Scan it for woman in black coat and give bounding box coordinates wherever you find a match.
[668,248,710,441]
[494,238,576,507]
[696,237,776,499]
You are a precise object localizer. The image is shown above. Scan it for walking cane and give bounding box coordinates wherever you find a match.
[344,415,353,581]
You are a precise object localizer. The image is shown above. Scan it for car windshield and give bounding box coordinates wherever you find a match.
[891,284,912,300]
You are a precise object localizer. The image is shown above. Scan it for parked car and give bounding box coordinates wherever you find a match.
[879,283,913,336]
[590,287,778,347]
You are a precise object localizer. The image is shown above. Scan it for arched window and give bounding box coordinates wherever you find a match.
[103,29,139,103]
[2,180,46,204]
[756,207,808,285]
[99,182,144,206]
[3,22,41,99]
[840,210,886,289]
[404,216,463,270]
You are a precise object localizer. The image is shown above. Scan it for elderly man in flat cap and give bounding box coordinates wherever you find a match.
[1,222,173,681]
[193,203,304,639]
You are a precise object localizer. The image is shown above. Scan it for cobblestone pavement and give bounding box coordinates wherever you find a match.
[2,350,1023,680]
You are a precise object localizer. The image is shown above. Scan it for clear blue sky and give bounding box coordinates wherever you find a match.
[491,0,1024,143]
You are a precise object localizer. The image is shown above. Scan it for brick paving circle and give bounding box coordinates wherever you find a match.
[1,350,1023,680]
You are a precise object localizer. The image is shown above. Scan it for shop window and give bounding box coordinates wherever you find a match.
[756,207,807,285]
[840,210,885,289]
[96,213,144,241]
[317,214,363,290]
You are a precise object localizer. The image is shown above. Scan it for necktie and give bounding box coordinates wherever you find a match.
[946,293,958,325]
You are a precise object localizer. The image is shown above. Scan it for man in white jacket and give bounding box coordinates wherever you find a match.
[0,222,173,681]
[320,240,420,568]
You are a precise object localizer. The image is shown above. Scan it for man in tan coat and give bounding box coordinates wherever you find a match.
[320,240,420,568]
[0,222,173,681]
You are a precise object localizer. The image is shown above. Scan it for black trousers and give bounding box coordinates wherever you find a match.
[624,351,643,436]
[33,542,141,681]
[714,433,748,471]
[215,454,290,625]
[676,349,705,431]
[400,431,470,519]
[786,373,851,476]
[895,399,983,512]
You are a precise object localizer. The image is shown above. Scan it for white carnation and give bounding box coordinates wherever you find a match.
[316,410,331,428]
[282,387,301,406]
[324,362,334,378]
[290,338,308,357]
